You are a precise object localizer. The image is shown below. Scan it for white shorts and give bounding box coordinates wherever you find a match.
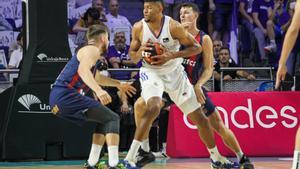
[139,66,201,115]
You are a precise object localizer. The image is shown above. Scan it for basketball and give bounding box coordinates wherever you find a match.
[142,42,164,64]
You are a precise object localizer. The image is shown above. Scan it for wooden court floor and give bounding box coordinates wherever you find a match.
[0,158,292,169]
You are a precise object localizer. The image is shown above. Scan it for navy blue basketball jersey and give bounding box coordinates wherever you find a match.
[53,51,100,93]
[182,31,207,85]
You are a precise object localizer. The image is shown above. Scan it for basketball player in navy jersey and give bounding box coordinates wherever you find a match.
[133,2,253,169]
[49,25,136,169]
[123,0,227,168]
[276,1,300,169]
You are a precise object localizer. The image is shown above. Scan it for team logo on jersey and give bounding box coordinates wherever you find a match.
[162,38,169,43]
[51,105,60,115]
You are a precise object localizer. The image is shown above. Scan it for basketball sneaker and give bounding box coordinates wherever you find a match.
[136,148,156,167]
[211,158,240,169]
[108,162,126,169]
[121,160,140,169]
[210,160,223,169]
[83,160,106,169]
[239,155,254,169]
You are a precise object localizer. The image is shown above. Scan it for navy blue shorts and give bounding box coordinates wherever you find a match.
[49,87,99,125]
[164,87,216,116]
[202,87,216,117]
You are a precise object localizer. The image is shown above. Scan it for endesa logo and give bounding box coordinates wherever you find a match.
[184,98,298,129]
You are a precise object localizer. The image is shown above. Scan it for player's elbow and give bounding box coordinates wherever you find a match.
[132,57,140,64]
[130,54,141,64]
[207,67,213,75]
[77,65,88,78]
[194,43,202,54]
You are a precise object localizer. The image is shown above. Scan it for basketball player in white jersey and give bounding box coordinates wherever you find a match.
[123,0,224,168]
[276,1,300,169]
[133,2,254,169]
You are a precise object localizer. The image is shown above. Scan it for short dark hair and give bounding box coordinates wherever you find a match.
[180,2,200,14]
[219,47,230,54]
[83,7,100,21]
[144,0,164,7]
[86,24,108,41]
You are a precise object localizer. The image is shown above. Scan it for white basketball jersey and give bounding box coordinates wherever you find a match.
[142,15,182,74]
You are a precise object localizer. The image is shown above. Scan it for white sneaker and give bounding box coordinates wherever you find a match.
[264,44,277,52]
[152,151,169,158]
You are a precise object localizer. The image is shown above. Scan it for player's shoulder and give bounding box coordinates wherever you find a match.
[202,34,212,42]
[169,17,181,27]
[133,20,143,30]
[78,45,99,57]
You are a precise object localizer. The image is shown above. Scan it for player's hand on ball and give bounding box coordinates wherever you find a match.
[117,82,137,97]
[194,84,206,105]
[139,41,154,56]
[96,89,112,105]
[151,51,173,65]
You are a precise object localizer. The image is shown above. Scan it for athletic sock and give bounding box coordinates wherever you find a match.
[125,140,142,163]
[236,151,244,162]
[292,150,300,169]
[88,144,102,166]
[208,146,222,162]
[141,139,150,152]
[108,146,119,167]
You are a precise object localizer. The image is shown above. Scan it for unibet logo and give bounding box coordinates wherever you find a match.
[37,53,47,61]
[36,53,69,62]
[18,94,41,110]
[17,94,51,113]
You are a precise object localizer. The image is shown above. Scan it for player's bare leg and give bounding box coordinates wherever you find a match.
[292,126,300,169]
[124,97,162,168]
[209,110,253,169]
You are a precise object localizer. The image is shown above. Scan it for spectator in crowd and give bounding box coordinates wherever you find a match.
[106,0,132,45]
[239,0,255,57]
[8,32,23,69]
[239,0,254,30]
[73,7,106,46]
[8,29,23,58]
[194,0,215,35]
[264,0,295,66]
[214,47,256,91]
[73,7,104,33]
[264,0,290,53]
[252,0,275,63]
[0,15,13,31]
[92,0,107,22]
[212,0,234,46]
[107,31,136,80]
[213,40,223,62]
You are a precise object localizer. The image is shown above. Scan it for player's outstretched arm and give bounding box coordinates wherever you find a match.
[77,46,112,105]
[95,71,136,97]
[276,1,300,89]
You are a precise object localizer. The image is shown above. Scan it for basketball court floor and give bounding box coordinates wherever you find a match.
[0,157,292,169]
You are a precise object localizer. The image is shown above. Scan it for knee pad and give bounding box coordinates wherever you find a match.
[94,123,106,134]
[104,113,120,134]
